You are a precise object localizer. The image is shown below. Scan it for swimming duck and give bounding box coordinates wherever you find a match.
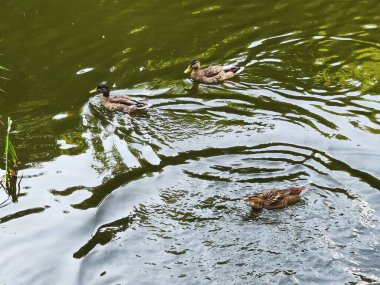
[89,82,149,113]
[184,59,240,84]
[243,186,307,210]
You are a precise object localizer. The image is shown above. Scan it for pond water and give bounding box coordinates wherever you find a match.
[0,0,379,284]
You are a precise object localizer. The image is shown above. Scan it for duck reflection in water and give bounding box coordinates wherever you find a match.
[185,81,200,96]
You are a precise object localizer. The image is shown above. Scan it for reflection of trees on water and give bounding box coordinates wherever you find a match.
[313,48,380,94]
[73,214,135,259]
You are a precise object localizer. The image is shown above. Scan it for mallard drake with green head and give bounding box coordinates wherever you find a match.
[184,59,240,84]
[90,82,150,113]
[243,186,307,210]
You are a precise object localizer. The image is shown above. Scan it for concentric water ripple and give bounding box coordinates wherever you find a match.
[70,143,379,285]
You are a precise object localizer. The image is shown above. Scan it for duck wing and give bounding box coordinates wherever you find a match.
[108,95,132,104]
[263,190,285,208]
[223,66,240,73]
[263,187,305,209]
[286,186,306,195]
[109,95,148,108]
[203,66,224,78]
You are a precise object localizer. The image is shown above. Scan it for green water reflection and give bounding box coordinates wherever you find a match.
[0,0,379,284]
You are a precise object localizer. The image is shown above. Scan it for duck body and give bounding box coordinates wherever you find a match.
[185,59,240,84]
[243,186,307,210]
[91,82,149,113]
[100,94,149,113]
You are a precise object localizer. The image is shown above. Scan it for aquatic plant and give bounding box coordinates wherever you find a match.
[1,117,18,191]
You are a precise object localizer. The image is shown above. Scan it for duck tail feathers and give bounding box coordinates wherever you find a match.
[300,185,309,195]
[286,185,308,196]
[129,99,151,110]
[300,180,314,195]
[137,103,152,110]
[227,66,240,73]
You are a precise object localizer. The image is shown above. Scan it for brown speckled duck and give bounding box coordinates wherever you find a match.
[184,59,240,84]
[243,186,307,210]
[90,82,149,113]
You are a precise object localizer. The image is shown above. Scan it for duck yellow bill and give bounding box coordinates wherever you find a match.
[184,66,192,74]
[89,87,98,94]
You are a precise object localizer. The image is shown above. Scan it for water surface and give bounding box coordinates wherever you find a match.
[0,0,379,284]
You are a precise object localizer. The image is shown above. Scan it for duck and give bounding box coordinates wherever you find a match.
[184,59,240,84]
[243,186,307,210]
[89,82,150,113]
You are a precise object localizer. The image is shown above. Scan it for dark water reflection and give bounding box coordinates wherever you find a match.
[0,0,379,284]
